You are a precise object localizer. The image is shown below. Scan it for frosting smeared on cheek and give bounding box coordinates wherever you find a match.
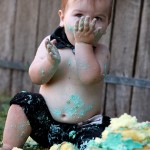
[66,24,74,32]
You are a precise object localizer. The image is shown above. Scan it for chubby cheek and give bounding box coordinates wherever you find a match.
[66,23,75,32]
[64,16,79,32]
[64,24,75,45]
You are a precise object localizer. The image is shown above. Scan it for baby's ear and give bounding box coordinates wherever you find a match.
[58,10,64,27]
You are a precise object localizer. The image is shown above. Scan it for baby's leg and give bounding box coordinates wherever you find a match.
[1,104,31,150]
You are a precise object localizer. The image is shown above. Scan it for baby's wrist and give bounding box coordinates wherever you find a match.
[75,41,93,47]
[75,42,94,52]
[74,37,97,47]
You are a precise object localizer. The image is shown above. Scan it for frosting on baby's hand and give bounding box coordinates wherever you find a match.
[45,39,61,64]
[74,16,105,46]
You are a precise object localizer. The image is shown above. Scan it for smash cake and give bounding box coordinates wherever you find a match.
[86,113,150,150]
[12,113,150,150]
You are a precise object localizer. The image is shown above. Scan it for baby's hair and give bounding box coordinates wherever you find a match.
[61,0,68,12]
[61,0,113,21]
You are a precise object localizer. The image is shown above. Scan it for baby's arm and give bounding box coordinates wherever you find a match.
[29,37,61,85]
[74,16,107,84]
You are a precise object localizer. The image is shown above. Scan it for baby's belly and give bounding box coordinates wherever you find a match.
[39,83,102,123]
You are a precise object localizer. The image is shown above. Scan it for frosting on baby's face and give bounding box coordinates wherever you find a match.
[59,0,111,45]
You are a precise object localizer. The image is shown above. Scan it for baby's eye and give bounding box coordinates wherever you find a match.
[75,14,83,18]
[95,17,103,22]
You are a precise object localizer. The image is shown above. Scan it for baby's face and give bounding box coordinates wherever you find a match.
[59,0,111,45]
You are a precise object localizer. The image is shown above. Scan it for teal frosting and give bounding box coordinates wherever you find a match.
[101,133,143,150]
[64,94,94,118]
[137,123,150,129]
[69,130,76,139]
[85,133,143,150]
[66,24,74,32]
[85,139,101,150]
[51,94,94,118]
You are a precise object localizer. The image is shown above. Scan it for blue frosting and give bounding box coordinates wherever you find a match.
[101,133,143,150]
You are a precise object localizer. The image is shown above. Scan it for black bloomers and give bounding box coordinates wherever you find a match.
[10,91,110,149]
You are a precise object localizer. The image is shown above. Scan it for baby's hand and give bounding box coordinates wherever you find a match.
[45,39,61,64]
[74,16,105,46]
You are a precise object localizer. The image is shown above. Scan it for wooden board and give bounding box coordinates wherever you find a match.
[100,24,112,114]
[11,0,40,95]
[131,0,150,121]
[100,0,116,114]
[0,0,17,95]
[105,0,142,117]
[21,1,40,93]
[36,0,61,45]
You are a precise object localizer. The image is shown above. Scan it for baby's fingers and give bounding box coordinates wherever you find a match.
[78,16,85,31]
[50,45,57,55]
[89,18,97,32]
[45,38,52,53]
[84,16,90,31]
[46,39,57,54]
[50,52,61,62]
[74,20,79,32]
[94,27,105,38]
[45,38,50,46]
[50,39,57,46]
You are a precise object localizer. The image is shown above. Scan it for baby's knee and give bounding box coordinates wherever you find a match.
[9,104,24,115]
[7,104,30,128]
